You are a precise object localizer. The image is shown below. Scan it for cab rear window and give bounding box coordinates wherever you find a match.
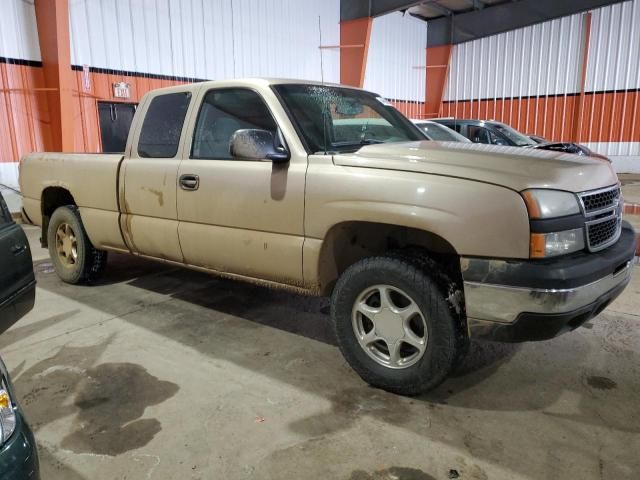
[138,92,191,158]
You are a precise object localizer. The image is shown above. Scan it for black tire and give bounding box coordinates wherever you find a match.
[47,205,108,284]
[331,255,466,395]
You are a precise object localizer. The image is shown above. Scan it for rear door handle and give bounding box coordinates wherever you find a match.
[179,174,199,191]
[10,244,26,255]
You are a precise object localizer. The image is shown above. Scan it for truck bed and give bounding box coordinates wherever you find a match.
[20,152,125,251]
[20,152,123,223]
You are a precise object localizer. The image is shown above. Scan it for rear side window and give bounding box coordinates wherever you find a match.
[138,92,191,158]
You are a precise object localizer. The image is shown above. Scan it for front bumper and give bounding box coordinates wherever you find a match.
[461,221,636,342]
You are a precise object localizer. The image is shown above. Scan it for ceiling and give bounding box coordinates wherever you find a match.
[406,0,511,21]
[340,0,628,46]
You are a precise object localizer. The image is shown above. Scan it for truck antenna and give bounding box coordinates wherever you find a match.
[318,15,325,84]
[318,15,328,154]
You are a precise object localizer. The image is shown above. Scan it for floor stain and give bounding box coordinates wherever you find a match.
[349,467,436,480]
[586,375,617,390]
[12,341,178,457]
[61,362,179,455]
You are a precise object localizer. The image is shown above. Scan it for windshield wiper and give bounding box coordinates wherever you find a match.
[331,139,386,149]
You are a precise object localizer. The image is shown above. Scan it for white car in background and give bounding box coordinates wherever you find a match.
[412,120,471,142]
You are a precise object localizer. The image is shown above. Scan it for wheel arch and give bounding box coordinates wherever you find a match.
[315,220,460,296]
[40,187,77,247]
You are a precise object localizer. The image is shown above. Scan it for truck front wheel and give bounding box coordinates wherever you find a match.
[331,255,464,395]
[47,206,108,284]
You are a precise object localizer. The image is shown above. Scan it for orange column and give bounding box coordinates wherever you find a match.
[340,18,372,87]
[424,45,452,119]
[34,0,74,152]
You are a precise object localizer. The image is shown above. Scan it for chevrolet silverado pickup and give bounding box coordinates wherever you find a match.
[19,79,635,395]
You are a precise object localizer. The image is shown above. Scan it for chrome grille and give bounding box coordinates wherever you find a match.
[581,186,620,214]
[587,217,619,249]
[579,185,622,252]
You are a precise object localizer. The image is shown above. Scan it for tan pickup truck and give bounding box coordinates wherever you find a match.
[20,78,635,394]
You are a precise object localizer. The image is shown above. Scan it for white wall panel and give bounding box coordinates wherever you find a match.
[364,11,427,101]
[585,0,640,92]
[444,13,585,101]
[0,0,40,60]
[69,0,339,82]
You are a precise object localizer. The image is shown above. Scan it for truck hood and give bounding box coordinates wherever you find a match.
[333,141,618,192]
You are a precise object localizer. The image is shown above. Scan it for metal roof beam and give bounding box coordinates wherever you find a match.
[341,0,425,21]
[427,0,627,46]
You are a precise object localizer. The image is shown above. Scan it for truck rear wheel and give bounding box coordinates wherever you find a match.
[331,255,464,395]
[47,206,108,284]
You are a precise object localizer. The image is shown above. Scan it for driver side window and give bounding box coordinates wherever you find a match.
[191,88,277,160]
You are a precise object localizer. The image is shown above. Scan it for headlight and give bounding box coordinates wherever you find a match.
[522,189,581,218]
[0,380,16,445]
[522,190,585,258]
[530,228,585,258]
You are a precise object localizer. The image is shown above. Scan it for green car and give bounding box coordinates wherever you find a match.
[0,191,39,479]
[0,358,39,479]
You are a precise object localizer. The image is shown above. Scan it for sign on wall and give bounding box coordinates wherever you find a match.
[82,65,90,90]
[113,82,131,99]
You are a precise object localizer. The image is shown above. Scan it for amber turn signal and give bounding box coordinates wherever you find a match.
[530,233,546,258]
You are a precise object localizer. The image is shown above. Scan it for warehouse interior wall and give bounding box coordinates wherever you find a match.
[363,11,427,119]
[442,0,640,172]
[0,0,339,191]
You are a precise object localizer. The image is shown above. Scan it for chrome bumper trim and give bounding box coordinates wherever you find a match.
[463,260,633,324]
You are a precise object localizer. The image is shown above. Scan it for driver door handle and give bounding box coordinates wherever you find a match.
[179,174,199,191]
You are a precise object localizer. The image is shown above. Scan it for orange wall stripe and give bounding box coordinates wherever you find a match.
[442,90,640,143]
[0,62,53,163]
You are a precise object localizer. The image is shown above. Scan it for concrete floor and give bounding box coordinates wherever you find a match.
[1,225,639,480]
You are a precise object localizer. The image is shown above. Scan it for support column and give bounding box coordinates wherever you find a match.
[35,0,74,152]
[572,12,593,143]
[339,17,372,87]
[424,44,452,119]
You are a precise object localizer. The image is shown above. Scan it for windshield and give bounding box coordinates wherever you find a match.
[417,121,470,142]
[492,122,536,147]
[273,84,425,153]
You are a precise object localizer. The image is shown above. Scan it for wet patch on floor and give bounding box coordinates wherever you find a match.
[12,341,178,456]
[61,362,179,455]
[586,375,617,390]
[348,467,436,480]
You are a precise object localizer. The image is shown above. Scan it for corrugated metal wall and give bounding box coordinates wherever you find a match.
[443,0,640,172]
[0,0,46,189]
[364,11,427,118]
[69,0,339,82]
[443,13,586,142]
[0,0,40,61]
[582,0,640,170]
